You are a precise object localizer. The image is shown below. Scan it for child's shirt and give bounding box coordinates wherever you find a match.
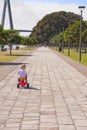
[18,69,27,78]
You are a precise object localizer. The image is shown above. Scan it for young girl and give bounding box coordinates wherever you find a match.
[18,64,27,81]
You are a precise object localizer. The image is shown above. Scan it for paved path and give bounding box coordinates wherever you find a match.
[0,47,87,130]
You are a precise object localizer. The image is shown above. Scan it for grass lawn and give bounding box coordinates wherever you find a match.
[0,48,32,62]
[63,49,87,66]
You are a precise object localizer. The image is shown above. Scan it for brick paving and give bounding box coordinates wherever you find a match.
[0,47,87,130]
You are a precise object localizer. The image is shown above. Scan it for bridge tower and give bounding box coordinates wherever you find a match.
[1,0,13,29]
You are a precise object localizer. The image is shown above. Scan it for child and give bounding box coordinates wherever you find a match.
[18,64,27,81]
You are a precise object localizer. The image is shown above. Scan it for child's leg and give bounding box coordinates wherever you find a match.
[18,78,20,82]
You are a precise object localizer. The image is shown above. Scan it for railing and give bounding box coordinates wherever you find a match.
[16,30,32,32]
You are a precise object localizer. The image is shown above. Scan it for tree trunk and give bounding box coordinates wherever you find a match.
[9,44,12,55]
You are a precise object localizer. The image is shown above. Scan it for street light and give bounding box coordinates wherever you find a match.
[78,6,85,61]
[68,21,71,56]
[61,24,64,53]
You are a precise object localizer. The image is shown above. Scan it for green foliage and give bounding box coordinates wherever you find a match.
[82,21,87,43]
[0,25,34,54]
[64,21,80,45]
[0,25,4,45]
[64,21,87,45]
[51,20,87,47]
[30,11,80,45]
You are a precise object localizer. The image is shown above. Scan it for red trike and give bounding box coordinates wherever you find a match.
[17,77,29,89]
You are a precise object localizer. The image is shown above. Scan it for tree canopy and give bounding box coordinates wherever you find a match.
[30,11,80,45]
[50,21,87,47]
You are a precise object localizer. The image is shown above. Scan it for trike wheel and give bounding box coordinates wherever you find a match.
[17,84,19,88]
[27,83,29,89]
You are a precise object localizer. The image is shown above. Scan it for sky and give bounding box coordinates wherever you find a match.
[24,0,87,5]
[0,0,87,36]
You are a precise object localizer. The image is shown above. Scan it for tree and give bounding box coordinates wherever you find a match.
[1,29,19,55]
[82,29,87,53]
[30,11,80,45]
[0,25,4,49]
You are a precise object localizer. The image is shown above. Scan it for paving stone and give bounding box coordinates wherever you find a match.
[59,125,75,130]
[40,127,59,130]
[0,47,87,130]
[74,120,87,127]
[76,127,87,130]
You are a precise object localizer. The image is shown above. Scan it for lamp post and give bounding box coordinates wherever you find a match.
[61,25,64,53]
[68,21,70,56]
[78,6,85,61]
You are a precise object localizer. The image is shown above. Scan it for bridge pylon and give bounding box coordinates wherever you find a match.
[1,0,13,29]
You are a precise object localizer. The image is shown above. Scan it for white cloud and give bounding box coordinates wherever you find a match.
[0,0,87,36]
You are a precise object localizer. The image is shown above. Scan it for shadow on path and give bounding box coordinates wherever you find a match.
[5,54,34,57]
[29,86,40,90]
[0,62,28,66]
